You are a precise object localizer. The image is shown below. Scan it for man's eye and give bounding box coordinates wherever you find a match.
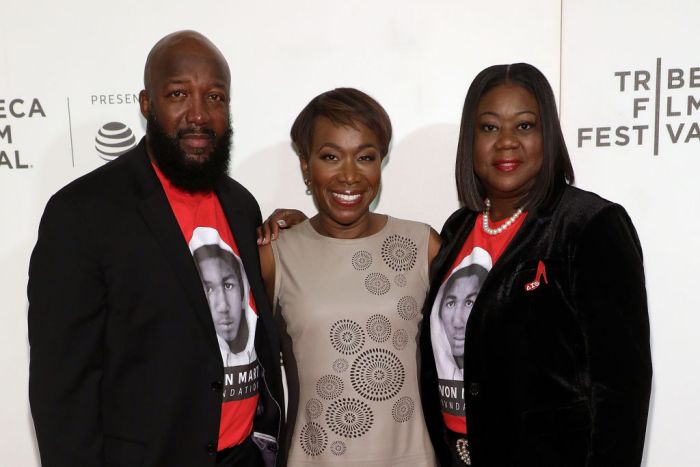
[224,282,235,290]
[170,90,185,98]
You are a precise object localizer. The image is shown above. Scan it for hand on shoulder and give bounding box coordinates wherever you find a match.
[256,208,308,245]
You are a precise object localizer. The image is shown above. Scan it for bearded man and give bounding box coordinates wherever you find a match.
[28,31,284,467]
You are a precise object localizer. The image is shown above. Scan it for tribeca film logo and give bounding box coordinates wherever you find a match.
[577,58,700,156]
[95,122,136,161]
[0,98,46,169]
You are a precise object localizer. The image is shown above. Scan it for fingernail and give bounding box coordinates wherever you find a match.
[276,220,287,227]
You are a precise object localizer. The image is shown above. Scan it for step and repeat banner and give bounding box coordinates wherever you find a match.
[560,3,700,466]
[0,1,695,465]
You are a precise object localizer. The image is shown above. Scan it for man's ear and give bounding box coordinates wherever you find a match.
[139,90,150,120]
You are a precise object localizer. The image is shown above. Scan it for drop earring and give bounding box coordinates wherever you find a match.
[304,178,311,195]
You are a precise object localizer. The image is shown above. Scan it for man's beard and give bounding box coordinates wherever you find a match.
[146,112,233,193]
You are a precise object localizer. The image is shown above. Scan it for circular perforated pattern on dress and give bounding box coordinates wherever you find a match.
[329,320,365,355]
[397,296,419,320]
[381,235,417,272]
[392,396,415,423]
[332,358,349,373]
[394,274,407,288]
[300,422,328,456]
[392,329,409,350]
[350,348,405,401]
[305,398,323,419]
[366,314,391,343]
[330,440,347,456]
[351,251,372,270]
[325,398,375,438]
[365,272,391,295]
[316,375,344,400]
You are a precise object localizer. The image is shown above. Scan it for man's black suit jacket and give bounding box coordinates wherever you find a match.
[28,138,284,467]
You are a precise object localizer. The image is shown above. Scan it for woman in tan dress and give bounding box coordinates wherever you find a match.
[259,88,440,466]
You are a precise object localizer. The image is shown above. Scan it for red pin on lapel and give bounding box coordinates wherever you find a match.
[525,260,548,292]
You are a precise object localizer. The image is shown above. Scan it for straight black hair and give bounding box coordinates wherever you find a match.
[455,63,575,211]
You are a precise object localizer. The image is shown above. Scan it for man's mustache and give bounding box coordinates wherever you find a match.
[177,127,216,138]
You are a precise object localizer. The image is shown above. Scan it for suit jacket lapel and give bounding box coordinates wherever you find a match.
[127,141,219,351]
[476,203,557,301]
[433,207,546,307]
[217,182,283,379]
[215,182,264,294]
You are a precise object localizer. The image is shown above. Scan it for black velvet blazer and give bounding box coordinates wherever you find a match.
[419,184,652,467]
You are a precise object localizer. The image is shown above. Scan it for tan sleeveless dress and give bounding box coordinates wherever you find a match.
[272,216,437,466]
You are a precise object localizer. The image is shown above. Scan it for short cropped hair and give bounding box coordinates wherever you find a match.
[455,63,575,211]
[290,87,392,159]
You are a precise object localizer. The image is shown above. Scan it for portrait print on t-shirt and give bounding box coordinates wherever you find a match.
[430,246,491,430]
[190,227,259,403]
[155,160,261,449]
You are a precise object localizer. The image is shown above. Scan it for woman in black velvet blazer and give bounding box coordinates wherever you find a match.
[419,63,652,467]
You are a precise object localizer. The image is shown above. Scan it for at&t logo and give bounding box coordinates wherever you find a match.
[95,122,136,161]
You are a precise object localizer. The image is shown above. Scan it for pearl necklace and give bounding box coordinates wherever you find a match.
[481,199,523,235]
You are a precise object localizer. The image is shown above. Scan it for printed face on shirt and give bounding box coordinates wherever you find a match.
[439,266,486,368]
[196,249,245,346]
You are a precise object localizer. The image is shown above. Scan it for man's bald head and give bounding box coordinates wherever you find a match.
[143,30,230,93]
[139,30,233,193]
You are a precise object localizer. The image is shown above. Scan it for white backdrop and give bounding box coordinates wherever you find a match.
[0,1,695,465]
